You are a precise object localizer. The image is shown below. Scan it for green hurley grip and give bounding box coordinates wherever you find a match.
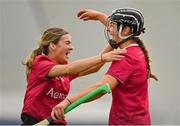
[64,83,111,114]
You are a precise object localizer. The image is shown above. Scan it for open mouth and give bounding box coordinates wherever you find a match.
[65,52,70,59]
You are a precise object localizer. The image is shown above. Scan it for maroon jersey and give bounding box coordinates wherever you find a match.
[22,55,76,124]
[106,44,151,125]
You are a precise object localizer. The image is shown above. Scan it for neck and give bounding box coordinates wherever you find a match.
[47,53,59,64]
[119,39,136,49]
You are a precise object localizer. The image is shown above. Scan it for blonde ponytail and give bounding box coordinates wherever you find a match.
[22,47,42,78]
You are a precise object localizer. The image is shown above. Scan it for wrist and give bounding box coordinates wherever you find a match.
[65,98,72,105]
[100,53,105,62]
[97,12,106,20]
[97,13,108,25]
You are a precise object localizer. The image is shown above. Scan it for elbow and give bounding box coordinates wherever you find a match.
[92,68,100,74]
[64,66,71,76]
[95,67,101,72]
[65,66,77,76]
[92,66,101,73]
[48,65,72,77]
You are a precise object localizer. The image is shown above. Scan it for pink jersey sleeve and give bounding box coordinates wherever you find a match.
[68,75,78,82]
[106,54,134,84]
[32,55,56,79]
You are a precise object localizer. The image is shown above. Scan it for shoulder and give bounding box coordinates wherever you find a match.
[123,45,141,63]
[30,55,56,79]
[34,54,53,64]
[32,54,55,69]
[109,46,139,68]
[125,44,140,55]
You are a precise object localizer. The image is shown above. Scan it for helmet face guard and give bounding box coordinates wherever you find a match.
[104,8,145,49]
[104,23,120,49]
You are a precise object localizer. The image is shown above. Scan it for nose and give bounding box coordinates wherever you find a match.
[69,45,73,51]
[107,25,111,32]
[108,27,114,35]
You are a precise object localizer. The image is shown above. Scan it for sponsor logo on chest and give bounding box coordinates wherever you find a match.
[46,88,67,100]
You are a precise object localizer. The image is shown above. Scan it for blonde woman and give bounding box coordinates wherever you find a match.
[21,27,125,125]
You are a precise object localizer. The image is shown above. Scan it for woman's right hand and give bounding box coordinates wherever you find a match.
[101,49,126,62]
[51,99,70,121]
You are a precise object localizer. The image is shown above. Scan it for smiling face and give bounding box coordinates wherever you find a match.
[51,34,73,64]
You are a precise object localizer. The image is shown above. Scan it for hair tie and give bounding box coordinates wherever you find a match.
[141,28,146,33]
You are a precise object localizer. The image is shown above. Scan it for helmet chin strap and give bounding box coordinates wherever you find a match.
[118,24,133,40]
[104,27,120,49]
[104,24,134,49]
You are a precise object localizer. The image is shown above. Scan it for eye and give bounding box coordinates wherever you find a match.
[65,41,70,45]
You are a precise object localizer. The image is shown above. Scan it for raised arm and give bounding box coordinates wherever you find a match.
[76,9,122,77]
[78,45,112,77]
[77,9,109,26]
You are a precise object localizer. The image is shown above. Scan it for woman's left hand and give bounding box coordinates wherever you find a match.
[77,9,104,21]
[51,99,70,120]
[101,49,126,62]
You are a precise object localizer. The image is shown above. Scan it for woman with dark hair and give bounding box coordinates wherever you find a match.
[51,8,158,125]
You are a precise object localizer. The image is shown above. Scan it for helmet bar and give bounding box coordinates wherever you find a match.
[104,8,145,49]
[110,13,140,34]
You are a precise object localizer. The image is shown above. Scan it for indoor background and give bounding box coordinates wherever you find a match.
[0,0,180,125]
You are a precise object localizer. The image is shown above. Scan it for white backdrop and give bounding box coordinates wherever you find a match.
[0,0,180,124]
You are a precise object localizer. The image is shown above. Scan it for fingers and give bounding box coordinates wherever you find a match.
[55,108,61,119]
[77,9,99,21]
[51,108,57,121]
[112,50,126,60]
[110,54,124,61]
[102,49,127,62]
[112,55,124,61]
[110,49,126,55]
[78,13,88,20]
[60,107,65,119]
[51,107,65,121]
[77,9,88,17]
[82,17,91,21]
[118,49,127,54]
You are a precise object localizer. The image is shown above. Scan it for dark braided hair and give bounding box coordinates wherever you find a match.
[124,37,158,81]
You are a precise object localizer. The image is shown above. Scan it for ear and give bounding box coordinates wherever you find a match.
[49,42,56,50]
[122,26,132,35]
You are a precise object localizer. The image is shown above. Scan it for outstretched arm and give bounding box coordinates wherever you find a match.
[78,45,125,77]
[47,50,123,78]
[78,45,113,76]
[51,74,119,120]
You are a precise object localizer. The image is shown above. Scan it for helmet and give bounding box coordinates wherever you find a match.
[108,8,144,36]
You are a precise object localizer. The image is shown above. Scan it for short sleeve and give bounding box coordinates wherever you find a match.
[32,55,56,79]
[106,55,134,84]
[68,75,78,82]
